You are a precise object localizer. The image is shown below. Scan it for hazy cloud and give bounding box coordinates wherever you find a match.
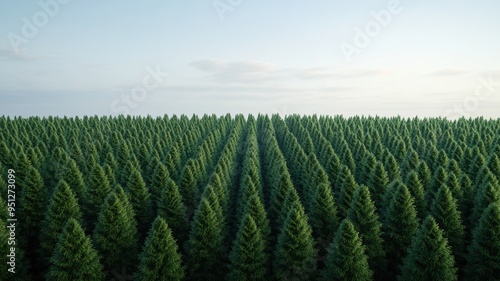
[0,48,64,62]
[297,68,390,80]
[425,67,470,76]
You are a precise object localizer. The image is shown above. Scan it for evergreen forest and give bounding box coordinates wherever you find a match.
[1,114,499,281]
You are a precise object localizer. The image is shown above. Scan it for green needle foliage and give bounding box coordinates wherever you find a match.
[186,198,226,280]
[61,159,86,202]
[19,165,45,240]
[273,200,316,281]
[39,180,83,269]
[157,178,188,243]
[337,165,358,218]
[430,185,465,267]
[321,219,372,281]
[383,183,419,278]
[309,182,339,243]
[92,192,139,276]
[399,216,457,281]
[127,168,153,238]
[46,218,104,281]
[228,214,268,281]
[367,161,389,211]
[347,185,386,280]
[405,171,426,219]
[135,217,185,281]
[465,203,500,281]
[83,165,111,230]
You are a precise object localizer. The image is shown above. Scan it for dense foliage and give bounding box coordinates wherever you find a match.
[1,114,499,280]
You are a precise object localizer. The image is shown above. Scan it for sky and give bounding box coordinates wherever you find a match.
[0,0,499,118]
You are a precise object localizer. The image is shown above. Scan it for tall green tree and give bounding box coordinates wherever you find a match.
[336,165,358,218]
[46,218,105,281]
[228,214,268,281]
[186,198,226,280]
[61,159,86,202]
[157,178,189,244]
[398,216,457,281]
[430,185,465,267]
[273,200,316,281]
[39,180,83,269]
[321,219,372,281]
[150,162,170,211]
[83,165,111,230]
[242,193,271,254]
[383,183,419,278]
[19,165,45,240]
[127,169,153,238]
[405,171,426,219]
[178,159,198,216]
[347,185,386,280]
[465,203,500,281]
[470,173,500,230]
[425,166,448,210]
[92,192,139,277]
[309,182,339,244]
[135,217,185,281]
[366,161,389,212]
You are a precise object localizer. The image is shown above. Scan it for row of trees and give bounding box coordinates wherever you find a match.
[0,114,499,280]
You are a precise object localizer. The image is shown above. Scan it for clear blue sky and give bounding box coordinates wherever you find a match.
[1,0,499,118]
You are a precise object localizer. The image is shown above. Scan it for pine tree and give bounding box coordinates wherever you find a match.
[470,174,500,230]
[337,165,358,218]
[416,160,431,189]
[270,173,295,229]
[92,192,139,277]
[321,219,372,281]
[465,203,500,281]
[186,198,226,280]
[127,169,153,239]
[150,162,170,211]
[367,161,389,212]
[425,166,448,210]
[46,218,105,281]
[157,178,189,244]
[18,164,46,275]
[383,183,419,278]
[398,216,457,281]
[405,171,426,219]
[347,185,386,280]
[309,182,339,243]
[384,152,401,182]
[178,159,198,215]
[61,159,86,202]
[228,214,268,281]
[19,165,45,240]
[430,185,465,268]
[273,200,316,281]
[458,173,474,225]
[83,165,111,230]
[114,184,138,232]
[242,193,271,254]
[39,180,83,269]
[135,217,185,281]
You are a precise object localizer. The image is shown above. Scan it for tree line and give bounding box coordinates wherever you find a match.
[0,114,499,280]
